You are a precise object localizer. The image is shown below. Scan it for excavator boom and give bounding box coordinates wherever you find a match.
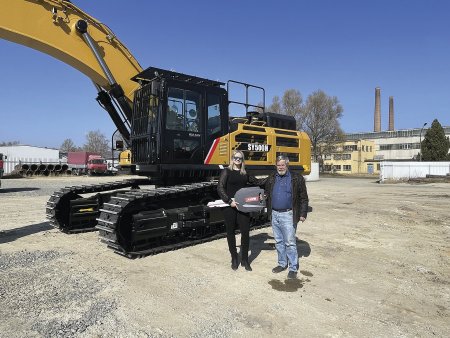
[0,0,142,100]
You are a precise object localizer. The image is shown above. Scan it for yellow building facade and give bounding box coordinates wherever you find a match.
[322,140,378,175]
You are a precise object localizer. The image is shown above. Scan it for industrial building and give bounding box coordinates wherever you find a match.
[351,87,450,161]
[346,126,450,161]
[322,87,450,175]
[322,139,377,174]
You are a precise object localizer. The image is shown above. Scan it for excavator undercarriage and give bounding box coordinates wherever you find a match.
[46,180,269,258]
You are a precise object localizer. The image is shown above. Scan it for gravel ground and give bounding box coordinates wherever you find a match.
[0,175,449,337]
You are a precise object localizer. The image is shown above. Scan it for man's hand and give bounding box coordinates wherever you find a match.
[297,217,306,227]
[230,201,238,208]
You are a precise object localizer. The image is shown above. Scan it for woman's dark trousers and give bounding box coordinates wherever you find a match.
[223,207,250,261]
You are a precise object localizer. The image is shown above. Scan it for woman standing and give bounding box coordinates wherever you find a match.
[217,150,262,271]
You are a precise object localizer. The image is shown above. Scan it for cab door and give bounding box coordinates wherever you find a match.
[204,89,228,161]
[162,85,203,164]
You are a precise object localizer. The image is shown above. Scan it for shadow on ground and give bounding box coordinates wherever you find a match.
[268,274,312,292]
[0,187,40,193]
[247,232,312,264]
[0,222,52,243]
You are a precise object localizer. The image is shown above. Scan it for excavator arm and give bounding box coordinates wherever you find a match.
[0,0,143,141]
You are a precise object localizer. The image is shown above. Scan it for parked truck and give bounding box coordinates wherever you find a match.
[0,153,5,187]
[67,151,107,176]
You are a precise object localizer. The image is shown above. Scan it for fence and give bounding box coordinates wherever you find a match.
[380,161,450,181]
[305,162,320,182]
[3,157,63,175]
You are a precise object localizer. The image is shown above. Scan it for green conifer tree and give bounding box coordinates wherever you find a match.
[421,119,450,161]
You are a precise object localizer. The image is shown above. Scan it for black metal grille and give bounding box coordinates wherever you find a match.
[131,84,159,164]
[247,152,268,162]
[131,84,158,137]
[274,129,297,136]
[276,152,299,162]
[276,137,299,147]
[131,138,151,164]
[242,125,265,132]
[235,133,267,144]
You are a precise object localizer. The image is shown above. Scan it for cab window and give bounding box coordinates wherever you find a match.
[167,88,201,132]
[207,94,221,135]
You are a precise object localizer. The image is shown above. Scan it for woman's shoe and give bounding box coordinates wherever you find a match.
[241,260,252,271]
[231,253,239,270]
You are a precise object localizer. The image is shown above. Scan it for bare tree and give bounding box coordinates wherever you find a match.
[301,90,344,161]
[254,102,265,114]
[60,138,78,154]
[282,89,302,115]
[83,130,110,157]
[267,96,281,114]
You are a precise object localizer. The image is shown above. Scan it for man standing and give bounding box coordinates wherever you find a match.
[265,155,309,279]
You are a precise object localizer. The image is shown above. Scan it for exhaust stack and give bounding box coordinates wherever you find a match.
[388,96,394,131]
[374,87,381,132]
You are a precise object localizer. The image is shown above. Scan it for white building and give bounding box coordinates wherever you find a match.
[345,126,450,161]
[0,145,60,174]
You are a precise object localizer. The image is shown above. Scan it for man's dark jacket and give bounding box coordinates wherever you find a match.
[264,171,309,224]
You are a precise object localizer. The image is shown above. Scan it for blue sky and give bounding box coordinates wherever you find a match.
[1,0,449,148]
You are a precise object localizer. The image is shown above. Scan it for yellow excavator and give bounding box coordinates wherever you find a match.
[1,0,311,257]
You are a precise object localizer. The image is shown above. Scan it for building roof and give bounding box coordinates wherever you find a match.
[0,144,59,151]
[345,126,450,140]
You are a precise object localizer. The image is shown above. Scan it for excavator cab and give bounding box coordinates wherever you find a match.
[129,67,229,182]
[129,67,311,183]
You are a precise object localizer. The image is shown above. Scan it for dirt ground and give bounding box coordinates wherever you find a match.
[0,175,449,337]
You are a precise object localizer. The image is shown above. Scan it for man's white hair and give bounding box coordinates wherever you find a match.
[276,155,290,165]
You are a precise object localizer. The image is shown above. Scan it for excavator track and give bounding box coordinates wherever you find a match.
[47,180,269,258]
[46,179,152,233]
[96,182,269,258]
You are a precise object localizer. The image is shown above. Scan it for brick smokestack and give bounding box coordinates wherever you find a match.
[374,87,381,132]
[388,96,394,131]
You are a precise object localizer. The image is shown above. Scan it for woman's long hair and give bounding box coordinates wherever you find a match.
[227,150,246,175]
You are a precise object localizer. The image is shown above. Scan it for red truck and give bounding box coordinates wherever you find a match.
[67,151,107,176]
[0,153,5,187]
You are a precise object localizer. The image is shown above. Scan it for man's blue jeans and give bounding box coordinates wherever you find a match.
[272,210,298,272]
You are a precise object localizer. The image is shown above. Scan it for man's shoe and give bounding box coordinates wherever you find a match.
[272,265,288,273]
[231,253,239,270]
[287,271,298,279]
[241,260,252,271]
